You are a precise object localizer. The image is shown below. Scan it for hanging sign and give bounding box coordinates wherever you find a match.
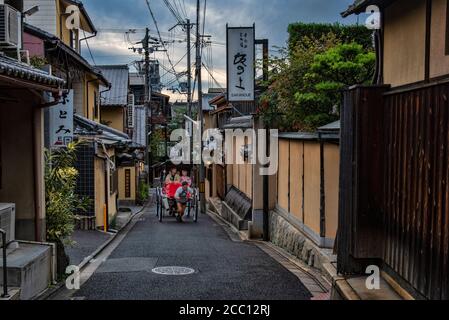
[227,25,255,102]
[50,90,74,148]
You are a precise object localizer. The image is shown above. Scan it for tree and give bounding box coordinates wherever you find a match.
[258,23,375,131]
[294,43,376,129]
[258,33,341,130]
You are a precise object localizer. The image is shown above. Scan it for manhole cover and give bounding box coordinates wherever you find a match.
[151,266,195,276]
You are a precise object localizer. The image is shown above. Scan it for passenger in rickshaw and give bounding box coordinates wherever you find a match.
[175,181,193,223]
[165,167,180,185]
[180,168,192,187]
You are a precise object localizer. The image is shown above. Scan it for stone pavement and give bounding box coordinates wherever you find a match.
[65,206,144,267]
[71,204,312,300]
[65,230,113,266]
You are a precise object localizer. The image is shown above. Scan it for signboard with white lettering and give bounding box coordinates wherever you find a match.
[227,26,255,102]
[50,90,74,148]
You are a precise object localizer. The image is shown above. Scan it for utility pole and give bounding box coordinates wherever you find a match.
[256,39,270,242]
[186,19,192,117]
[143,27,152,184]
[196,0,206,213]
[186,19,195,181]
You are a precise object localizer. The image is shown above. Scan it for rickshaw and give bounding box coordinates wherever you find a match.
[155,169,199,223]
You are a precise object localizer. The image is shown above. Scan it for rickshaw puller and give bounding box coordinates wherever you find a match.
[175,181,193,223]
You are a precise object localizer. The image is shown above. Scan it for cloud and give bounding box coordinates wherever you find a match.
[81,0,358,99]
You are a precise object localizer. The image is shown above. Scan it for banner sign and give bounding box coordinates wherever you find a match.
[50,90,74,148]
[227,26,255,102]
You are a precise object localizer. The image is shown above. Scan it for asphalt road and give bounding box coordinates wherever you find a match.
[74,206,312,300]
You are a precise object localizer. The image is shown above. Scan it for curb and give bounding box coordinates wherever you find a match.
[35,204,148,301]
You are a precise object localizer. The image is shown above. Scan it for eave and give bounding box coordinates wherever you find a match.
[341,0,397,17]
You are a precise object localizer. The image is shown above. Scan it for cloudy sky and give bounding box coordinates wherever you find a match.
[81,0,359,100]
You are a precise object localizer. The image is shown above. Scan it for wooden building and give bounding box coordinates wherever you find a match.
[0,0,65,299]
[337,0,449,300]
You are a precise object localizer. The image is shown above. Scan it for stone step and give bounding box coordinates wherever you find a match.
[0,243,52,300]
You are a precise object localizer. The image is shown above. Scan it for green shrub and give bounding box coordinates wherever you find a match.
[138,183,150,202]
[45,142,90,244]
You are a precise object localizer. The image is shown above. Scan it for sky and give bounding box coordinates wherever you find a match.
[81,0,359,101]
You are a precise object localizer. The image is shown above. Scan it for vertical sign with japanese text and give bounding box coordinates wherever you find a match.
[227,26,255,102]
[50,90,74,148]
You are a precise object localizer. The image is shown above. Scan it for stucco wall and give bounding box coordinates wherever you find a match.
[0,95,43,241]
[303,142,321,236]
[73,75,100,121]
[101,107,125,133]
[229,135,253,199]
[383,0,426,87]
[94,150,118,228]
[324,143,339,240]
[276,138,339,247]
[429,0,449,78]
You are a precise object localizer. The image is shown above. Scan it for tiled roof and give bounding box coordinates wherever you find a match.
[0,54,64,88]
[74,114,131,145]
[98,65,129,107]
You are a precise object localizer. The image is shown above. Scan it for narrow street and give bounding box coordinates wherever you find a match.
[62,203,312,300]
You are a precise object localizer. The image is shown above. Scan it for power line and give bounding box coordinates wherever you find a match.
[145,0,182,87]
[82,29,97,65]
[162,0,185,25]
[202,62,224,91]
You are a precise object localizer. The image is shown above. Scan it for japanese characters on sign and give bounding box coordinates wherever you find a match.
[227,26,255,102]
[50,90,74,148]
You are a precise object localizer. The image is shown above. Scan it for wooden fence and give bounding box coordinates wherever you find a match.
[277,135,340,248]
[339,82,449,300]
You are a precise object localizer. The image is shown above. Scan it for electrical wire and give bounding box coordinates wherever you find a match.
[82,29,97,65]
[202,62,225,92]
[145,0,182,87]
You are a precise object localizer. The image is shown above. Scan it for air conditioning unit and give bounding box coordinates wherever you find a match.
[127,94,135,129]
[0,203,16,244]
[0,4,21,48]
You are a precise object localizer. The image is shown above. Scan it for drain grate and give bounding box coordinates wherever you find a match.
[151,266,195,276]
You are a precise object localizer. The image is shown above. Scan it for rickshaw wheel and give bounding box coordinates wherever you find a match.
[158,195,163,223]
[159,202,163,222]
[194,191,199,223]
